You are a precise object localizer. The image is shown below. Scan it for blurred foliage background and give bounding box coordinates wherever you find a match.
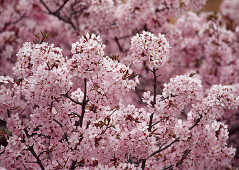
[201,0,222,13]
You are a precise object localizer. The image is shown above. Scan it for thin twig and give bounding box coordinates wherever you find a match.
[55,0,70,14]
[40,0,76,30]
[64,89,83,106]
[147,137,180,159]
[114,37,123,52]
[162,149,191,169]
[162,165,173,170]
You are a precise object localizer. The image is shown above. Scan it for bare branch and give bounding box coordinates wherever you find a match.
[54,0,70,14]
[0,13,25,33]
[70,78,89,169]
[53,119,63,127]
[176,149,191,167]
[114,37,123,52]
[40,0,76,30]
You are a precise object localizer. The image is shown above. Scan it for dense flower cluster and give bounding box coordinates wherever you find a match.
[0,76,15,120]
[1,0,239,169]
[131,31,170,69]
[13,42,72,106]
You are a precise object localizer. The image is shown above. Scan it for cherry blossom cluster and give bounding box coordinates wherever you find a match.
[0,76,15,120]
[69,33,106,77]
[130,31,170,69]
[155,74,203,117]
[189,85,239,123]
[13,42,72,107]
[1,32,238,170]
[141,75,238,169]
[1,0,239,169]
[69,33,139,107]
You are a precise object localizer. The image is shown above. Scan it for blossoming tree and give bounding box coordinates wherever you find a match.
[1,0,239,169]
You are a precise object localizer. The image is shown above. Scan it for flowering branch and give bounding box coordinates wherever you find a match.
[148,137,180,159]
[141,111,204,169]
[189,115,203,130]
[70,78,88,170]
[162,149,191,169]
[65,88,83,106]
[27,145,45,170]
[148,68,159,132]
[78,78,89,127]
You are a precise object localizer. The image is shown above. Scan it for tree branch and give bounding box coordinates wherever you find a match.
[147,137,180,159]
[114,37,123,52]
[0,13,25,33]
[28,145,45,170]
[70,160,77,170]
[78,78,88,127]
[55,0,70,14]
[189,115,203,130]
[148,68,159,132]
[64,88,83,106]
[70,78,88,169]
[162,149,191,169]
[40,0,76,30]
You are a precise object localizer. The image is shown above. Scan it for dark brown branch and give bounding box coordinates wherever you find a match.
[162,149,191,169]
[39,0,52,12]
[147,137,180,159]
[176,149,191,167]
[70,160,77,170]
[140,137,180,170]
[28,145,45,170]
[0,13,25,33]
[53,119,63,127]
[189,115,203,130]
[40,0,76,30]
[54,0,70,14]
[142,105,202,169]
[78,78,88,127]
[70,78,88,169]
[141,69,160,169]
[151,118,163,127]
[65,89,83,106]
[141,159,146,169]
[148,68,158,132]
[162,165,173,170]
[157,115,202,169]
[114,37,123,52]
[148,113,154,132]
